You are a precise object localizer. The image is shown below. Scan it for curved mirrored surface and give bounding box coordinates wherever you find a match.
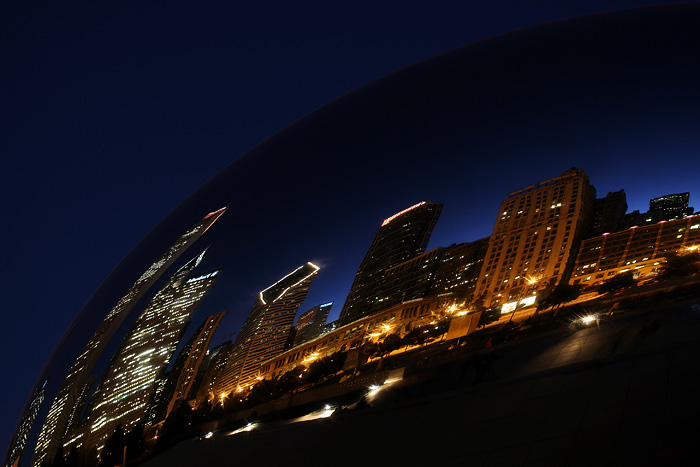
[6,4,700,466]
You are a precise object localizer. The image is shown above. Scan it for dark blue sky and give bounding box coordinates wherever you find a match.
[3,0,698,452]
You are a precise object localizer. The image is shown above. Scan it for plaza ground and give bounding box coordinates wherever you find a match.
[141,293,700,466]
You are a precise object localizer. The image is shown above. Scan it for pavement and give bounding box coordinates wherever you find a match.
[141,298,700,467]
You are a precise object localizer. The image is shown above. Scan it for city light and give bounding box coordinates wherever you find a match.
[571,314,601,330]
[290,407,336,423]
[228,423,257,436]
[580,315,597,324]
[381,201,427,226]
[303,352,320,364]
[525,275,541,285]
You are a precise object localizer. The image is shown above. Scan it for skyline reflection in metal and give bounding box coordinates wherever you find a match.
[6,5,700,467]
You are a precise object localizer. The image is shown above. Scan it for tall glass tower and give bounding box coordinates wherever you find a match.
[4,383,45,467]
[86,253,221,453]
[214,263,320,395]
[30,208,226,467]
[338,201,442,326]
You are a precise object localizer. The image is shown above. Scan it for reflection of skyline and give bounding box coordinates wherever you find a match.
[4,383,44,467]
[339,201,442,325]
[6,3,700,463]
[86,252,221,453]
[28,209,225,467]
[8,163,700,466]
[215,263,320,394]
[475,168,596,308]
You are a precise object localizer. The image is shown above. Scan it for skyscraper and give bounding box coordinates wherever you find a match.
[164,311,226,419]
[192,340,233,410]
[649,192,693,219]
[621,192,694,229]
[215,263,320,394]
[431,238,490,302]
[590,190,628,236]
[31,208,226,467]
[86,253,221,452]
[4,383,45,467]
[338,201,442,325]
[473,168,596,310]
[292,302,333,347]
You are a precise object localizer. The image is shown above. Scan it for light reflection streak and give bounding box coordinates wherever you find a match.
[227,423,257,435]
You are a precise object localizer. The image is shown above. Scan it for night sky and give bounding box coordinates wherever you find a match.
[3,0,699,452]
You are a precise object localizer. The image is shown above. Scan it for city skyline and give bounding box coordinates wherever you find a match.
[4,1,700,462]
[7,163,698,466]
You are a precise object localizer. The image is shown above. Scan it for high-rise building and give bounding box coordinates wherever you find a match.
[292,302,332,347]
[192,340,233,409]
[86,252,221,452]
[431,238,490,301]
[590,190,628,236]
[381,247,443,304]
[649,192,693,219]
[621,192,694,229]
[215,263,320,394]
[572,215,700,285]
[142,310,226,428]
[4,383,45,467]
[338,201,442,325]
[473,168,596,310]
[165,311,226,419]
[31,208,226,467]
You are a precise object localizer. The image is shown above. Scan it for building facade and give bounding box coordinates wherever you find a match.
[650,192,693,219]
[430,238,489,302]
[165,311,226,418]
[338,201,443,326]
[257,293,455,382]
[378,238,489,309]
[473,168,596,310]
[86,252,221,453]
[572,215,700,285]
[214,263,320,394]
[621,192,694,229]
[192,340,233,410]
[293,302,333,347]
[4,384,45,467]
[590,190,628,236]
[143,311,226,426]
[30,208,226,467]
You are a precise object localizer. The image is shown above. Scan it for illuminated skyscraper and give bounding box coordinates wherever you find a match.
[4,383,45,467]
[649,192,693,219]
[87,253,221,452]
[215,263,320,394]
[192,340,233,409]
[474,168,596,310]
[157,311,226,421]
[31,208,226,467]
[292,302,332,347]
[338,201,442,326]
[621,192,694,229]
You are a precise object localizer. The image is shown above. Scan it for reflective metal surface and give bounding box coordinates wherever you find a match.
[6,5,700,467]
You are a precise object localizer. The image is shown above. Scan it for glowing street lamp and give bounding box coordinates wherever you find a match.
[525,275,541,285]
[303,352,320,364]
